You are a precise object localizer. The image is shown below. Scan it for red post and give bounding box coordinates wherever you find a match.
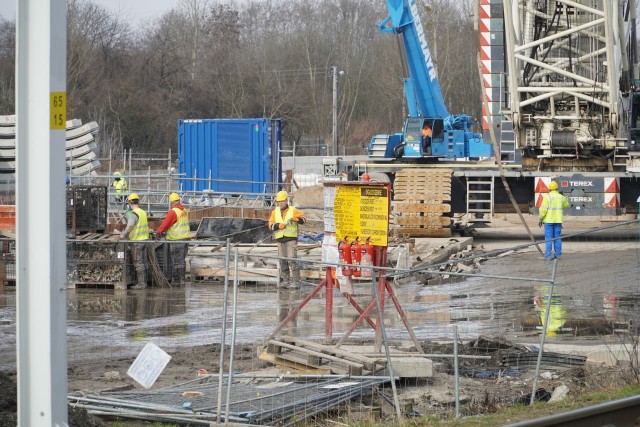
[325,267,333,342]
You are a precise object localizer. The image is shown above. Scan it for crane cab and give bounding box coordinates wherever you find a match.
[402,117,444,158]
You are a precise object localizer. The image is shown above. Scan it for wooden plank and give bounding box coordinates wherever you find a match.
[392,227,452,237]
[394,194,451,202]
[269,340,366,370]
[279,336,383,370]
[393,180,451,187]
[394,189,452,195]
[399,176,451,182]
[258,351,333,375]
[70,282,127,290]
[396,178,451,184]
[277,352,355,375]
[395,216,451,227]
[393,203,451,213]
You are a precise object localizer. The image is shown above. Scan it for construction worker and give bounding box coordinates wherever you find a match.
[115,193,149,289]
[112,171,128,204]
[421,122,432,153]
[538,180,570,260]
[268,190,306,289]
[155,192,190,285]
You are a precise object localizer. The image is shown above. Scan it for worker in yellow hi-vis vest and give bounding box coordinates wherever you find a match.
[538,180,570,260]
[112,171,128,204]
[115,193,149,289]
[268,190,306,289]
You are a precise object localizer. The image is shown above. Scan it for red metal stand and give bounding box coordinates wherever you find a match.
[264,247,424,354]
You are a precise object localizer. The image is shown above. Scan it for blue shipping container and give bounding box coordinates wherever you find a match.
[178,118,282,194]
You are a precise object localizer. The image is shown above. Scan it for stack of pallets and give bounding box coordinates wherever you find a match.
[392,169,452,237]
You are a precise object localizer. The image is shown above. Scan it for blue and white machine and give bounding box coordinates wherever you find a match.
[369,0,493,160]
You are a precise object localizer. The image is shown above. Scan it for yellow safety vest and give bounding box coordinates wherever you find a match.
[166,207,190,240]
[113,179,128,194]
[539,190,569,224]
[129,208,149,240]
[274,207,298,239]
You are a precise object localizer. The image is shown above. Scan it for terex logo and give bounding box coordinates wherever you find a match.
[569,197,593,202]
[569,181,594,187]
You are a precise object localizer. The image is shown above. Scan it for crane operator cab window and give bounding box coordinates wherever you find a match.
[421,119,443,155]
[421,121,433,154]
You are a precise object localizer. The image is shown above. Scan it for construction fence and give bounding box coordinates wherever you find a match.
[0,220,639,424]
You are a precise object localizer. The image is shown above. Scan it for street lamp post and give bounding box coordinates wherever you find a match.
[331,66,344,157]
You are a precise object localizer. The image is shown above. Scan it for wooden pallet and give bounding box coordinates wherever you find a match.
[393,227,452,237]
[392,169,453,237]
[70,281,130,290]
[393,202,451,213]
[260,336,385,375]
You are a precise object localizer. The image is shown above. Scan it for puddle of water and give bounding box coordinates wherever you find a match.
[1,247,640,369]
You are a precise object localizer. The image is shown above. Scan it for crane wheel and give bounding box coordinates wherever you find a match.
[365,172,391,183]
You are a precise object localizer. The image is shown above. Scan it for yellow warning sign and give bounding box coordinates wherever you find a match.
[334,184,389,246]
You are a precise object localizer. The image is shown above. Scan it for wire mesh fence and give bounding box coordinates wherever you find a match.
[1,220,640,423]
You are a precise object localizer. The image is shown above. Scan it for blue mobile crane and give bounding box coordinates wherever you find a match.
[369,0,493,161]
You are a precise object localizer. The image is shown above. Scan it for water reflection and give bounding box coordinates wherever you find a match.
[67,287,189,322]
[277,287,298,334]
[534,285,567,335]
[1,247,640,364]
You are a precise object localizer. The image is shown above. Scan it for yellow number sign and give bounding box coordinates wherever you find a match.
[50,92,66,130]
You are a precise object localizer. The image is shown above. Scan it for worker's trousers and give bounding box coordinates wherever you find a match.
[169,242,188,283]
[543,223,563,259]
[277,239,299,287]
[130,242,148,285]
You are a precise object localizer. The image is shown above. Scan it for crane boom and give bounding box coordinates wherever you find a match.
[378,0,448,118]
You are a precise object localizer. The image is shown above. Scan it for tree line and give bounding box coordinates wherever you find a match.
[0,0,481,158]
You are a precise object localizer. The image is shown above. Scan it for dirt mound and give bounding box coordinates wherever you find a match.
[292,185,323,208]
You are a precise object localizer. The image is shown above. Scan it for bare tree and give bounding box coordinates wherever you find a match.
[0,0,483,154]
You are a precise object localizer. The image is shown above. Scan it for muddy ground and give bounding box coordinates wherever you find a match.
[1,215,639,425]
[0,337,631,426]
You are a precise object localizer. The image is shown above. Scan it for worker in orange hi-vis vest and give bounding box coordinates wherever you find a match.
[268,190,306,289]
[538,180,570,261]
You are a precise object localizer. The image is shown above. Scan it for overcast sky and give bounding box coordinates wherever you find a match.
[0,0,184,26]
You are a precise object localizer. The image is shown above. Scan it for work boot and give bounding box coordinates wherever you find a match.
[132,268,146,289]
[278,270,290,289]
[175,267,185,286]
[289,270,301,289]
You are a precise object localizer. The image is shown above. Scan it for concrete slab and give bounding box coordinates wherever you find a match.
[338,344,434,378]
[380,357,433,378]
[525,342,640,366]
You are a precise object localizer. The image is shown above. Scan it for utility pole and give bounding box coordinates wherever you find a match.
[331,66,344,157]
[16,0,69,425]
[332,65,338,156]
